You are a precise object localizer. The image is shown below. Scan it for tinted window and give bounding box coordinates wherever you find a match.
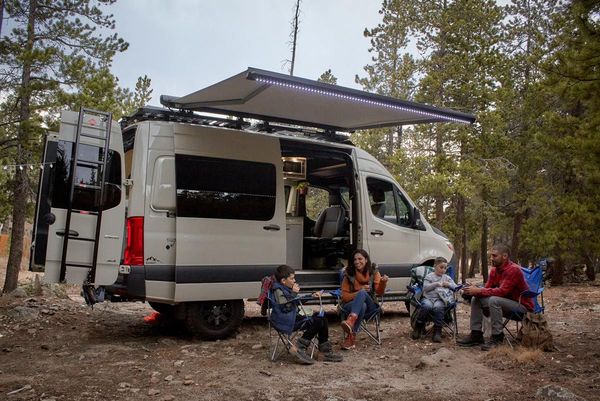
[51,141,121,211]
[175,155,276,221]
[367,177,412,227]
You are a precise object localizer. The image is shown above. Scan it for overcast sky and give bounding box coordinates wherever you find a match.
[110,1,382,107]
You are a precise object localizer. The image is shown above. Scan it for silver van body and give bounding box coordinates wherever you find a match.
[31,68,473,339]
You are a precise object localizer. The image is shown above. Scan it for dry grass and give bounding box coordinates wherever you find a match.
[486,344,544,366]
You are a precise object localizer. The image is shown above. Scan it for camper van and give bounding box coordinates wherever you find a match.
[30,68,475,339]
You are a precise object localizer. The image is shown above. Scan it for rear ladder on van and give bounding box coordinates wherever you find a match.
[58,107,113,291]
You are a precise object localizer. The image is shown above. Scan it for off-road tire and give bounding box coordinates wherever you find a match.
[185,300,244,340]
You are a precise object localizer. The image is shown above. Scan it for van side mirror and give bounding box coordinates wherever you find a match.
[412,207,424,230]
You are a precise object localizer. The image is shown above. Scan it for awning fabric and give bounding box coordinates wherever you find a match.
[160,67,475,132]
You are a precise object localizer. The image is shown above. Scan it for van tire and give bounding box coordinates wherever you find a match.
[185,300,244,340]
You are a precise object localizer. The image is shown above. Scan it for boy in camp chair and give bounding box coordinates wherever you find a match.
[270,264,343,364]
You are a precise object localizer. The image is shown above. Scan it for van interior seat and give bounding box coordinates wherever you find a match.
[304,192,349,268]
[371,189,386,219]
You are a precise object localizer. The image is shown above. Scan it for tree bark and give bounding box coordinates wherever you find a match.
[3,0,36,294]
[480,206,489,283]
[289,0,301,76]
[456,195,467,283]
[468,249,479,278]
[550,257,564,286]
[511,210,523,263]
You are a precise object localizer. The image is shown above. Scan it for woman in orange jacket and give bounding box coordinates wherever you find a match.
[340,249,388,349]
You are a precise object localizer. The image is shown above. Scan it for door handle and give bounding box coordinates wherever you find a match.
[263,224,281,231]
[56,229,79,237]
[370,230,384,237]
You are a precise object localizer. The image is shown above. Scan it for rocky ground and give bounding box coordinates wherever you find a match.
[0,270,598,401]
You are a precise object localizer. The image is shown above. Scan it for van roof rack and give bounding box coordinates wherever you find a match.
[120,106,249,130]
[250,121,353,145]
[122,106,354,145]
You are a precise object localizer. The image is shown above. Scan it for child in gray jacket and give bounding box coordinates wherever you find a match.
[411,257,457,342]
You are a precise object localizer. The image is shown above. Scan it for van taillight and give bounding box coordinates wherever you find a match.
[124,217,144,265]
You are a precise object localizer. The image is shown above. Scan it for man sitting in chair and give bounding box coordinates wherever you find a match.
[271,265,343,364]
[458,243,534,350]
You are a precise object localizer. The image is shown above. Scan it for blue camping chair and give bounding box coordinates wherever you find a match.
[407,265,463,342]
[502,263,545,347]
[266,291,318,362]
[334,268,383,345]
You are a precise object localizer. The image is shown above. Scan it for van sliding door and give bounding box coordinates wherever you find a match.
[173,126,286,302]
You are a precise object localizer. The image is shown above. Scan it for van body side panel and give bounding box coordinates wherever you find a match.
[172,126,286,302]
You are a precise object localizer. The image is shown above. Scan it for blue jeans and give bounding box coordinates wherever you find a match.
[341,290,380,333]
[417,298,445,327]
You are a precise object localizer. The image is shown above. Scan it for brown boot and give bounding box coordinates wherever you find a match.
[342,313,358,335]
[341,332,356,350]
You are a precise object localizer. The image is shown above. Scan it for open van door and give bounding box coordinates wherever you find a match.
[30,109,125,285]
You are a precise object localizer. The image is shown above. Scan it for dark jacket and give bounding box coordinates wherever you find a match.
[269,282,300,335]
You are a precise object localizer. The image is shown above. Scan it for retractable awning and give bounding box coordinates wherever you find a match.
[160,67,475,132]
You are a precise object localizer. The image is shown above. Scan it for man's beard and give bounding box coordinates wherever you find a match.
[491,259,502,268]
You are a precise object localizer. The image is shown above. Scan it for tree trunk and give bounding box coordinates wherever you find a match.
[511,211,523,262]
[3,0,36,294]
[468,250,479,278]
[386,130,394,157]
[434,127,444,228]
[480,207,489,283]
[550,257,564,286]
[289,0,301,76]
[584,254,596,282]
[456,195,467,283]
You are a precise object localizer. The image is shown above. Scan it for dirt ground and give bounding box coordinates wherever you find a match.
[0,266,599,401]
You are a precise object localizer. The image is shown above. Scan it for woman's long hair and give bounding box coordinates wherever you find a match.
[347,249,376,277]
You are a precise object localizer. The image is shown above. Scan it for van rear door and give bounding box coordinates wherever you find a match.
[172,126,286,301]
[30,110,125,285]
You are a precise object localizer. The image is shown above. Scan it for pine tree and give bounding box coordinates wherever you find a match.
[0,0,128,293]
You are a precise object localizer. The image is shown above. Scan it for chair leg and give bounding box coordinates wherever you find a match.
[268,325,289,362]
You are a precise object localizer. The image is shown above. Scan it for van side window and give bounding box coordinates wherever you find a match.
[366,177,412,227]
[175,155,276,221]
[305,186,329,221]
[51,140,121,211]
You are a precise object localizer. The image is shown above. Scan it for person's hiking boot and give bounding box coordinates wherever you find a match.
[411,322,424,340]
[457,330,484,347]
[341,313,358,335]
[290,338,314,365]
[341,332,356,350]
[319,341,343,362]
[481,333,504,351]
[432,325,442,343]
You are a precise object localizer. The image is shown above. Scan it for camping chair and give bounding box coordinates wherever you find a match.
[407,265,463,342]
[334,269,383,345]
[502,263,545,347]
[266,292,318,362]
